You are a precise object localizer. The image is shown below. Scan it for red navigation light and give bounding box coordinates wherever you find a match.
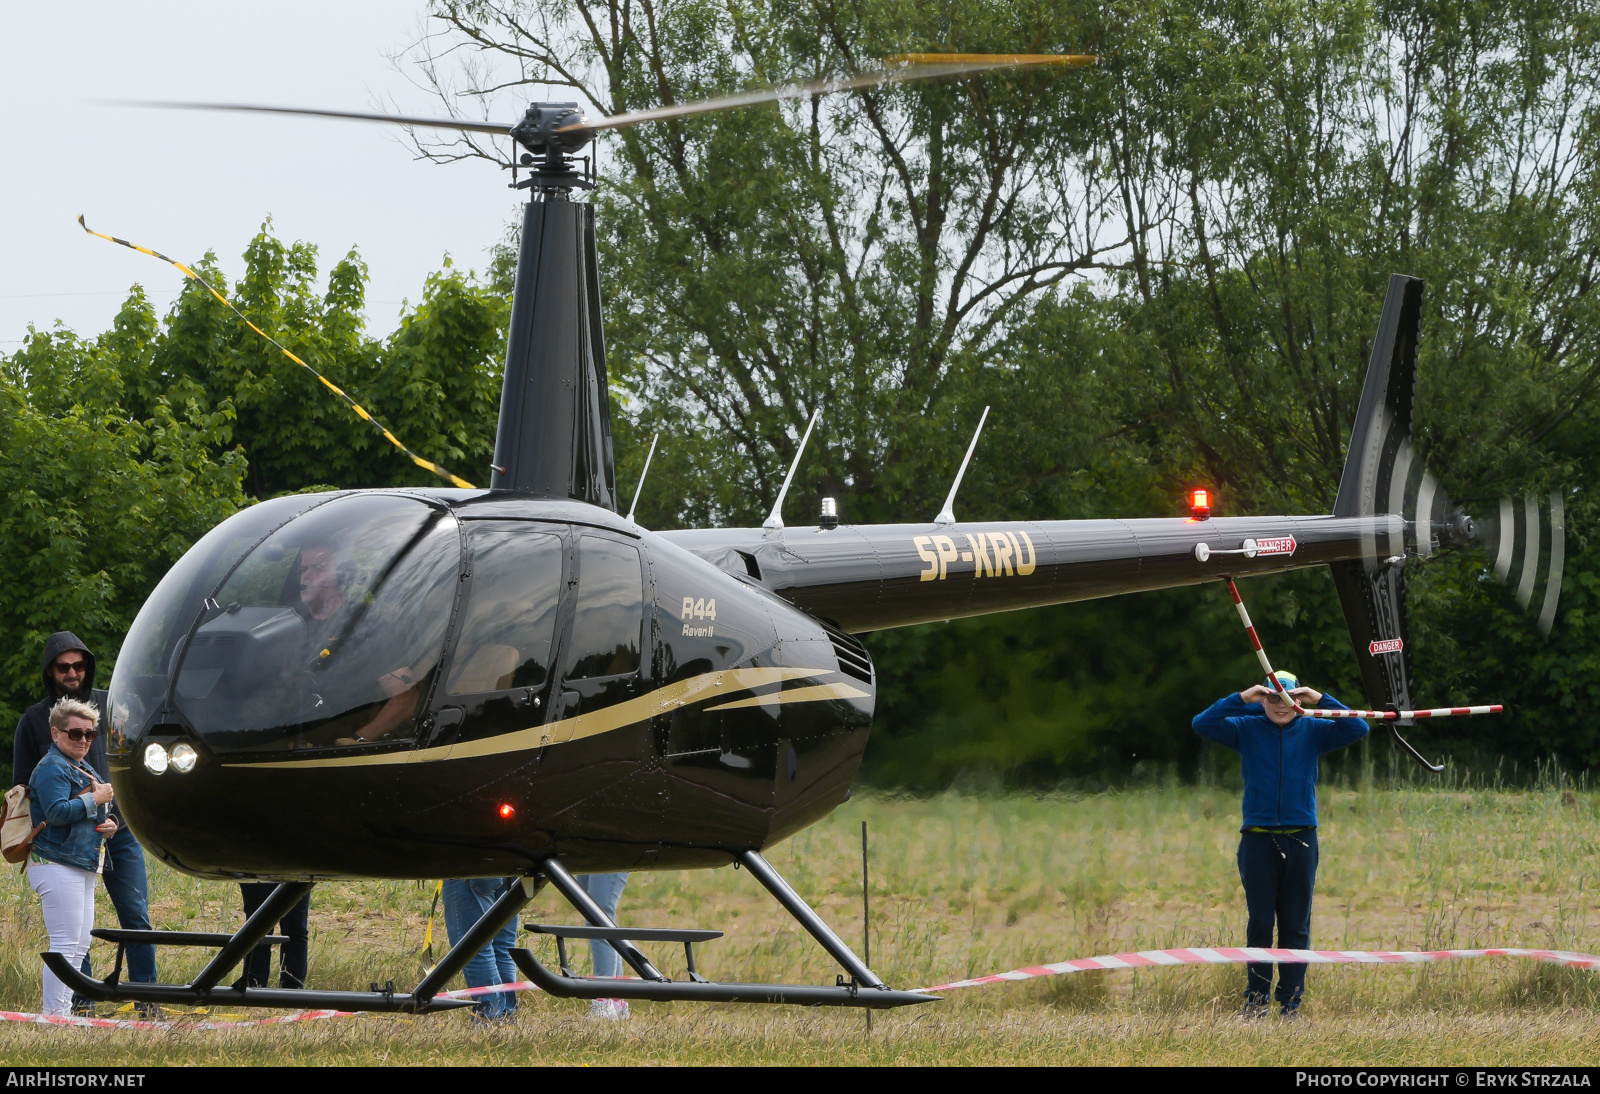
[1190,488,1211,521]
[498,803,515,820]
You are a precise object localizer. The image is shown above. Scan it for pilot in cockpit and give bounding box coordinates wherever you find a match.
[297,541,421,745]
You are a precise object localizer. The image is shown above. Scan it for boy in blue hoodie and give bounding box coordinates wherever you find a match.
[1193,670,1369,1017]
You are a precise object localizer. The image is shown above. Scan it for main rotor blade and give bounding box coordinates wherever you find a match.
[569,53,1095,133]
[121,101,512,137]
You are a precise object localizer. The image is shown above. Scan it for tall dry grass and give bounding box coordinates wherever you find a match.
[0,773,1596,1064]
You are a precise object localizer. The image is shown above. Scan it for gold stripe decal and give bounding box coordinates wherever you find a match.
[224,666,847,769]
[703,681,872,713]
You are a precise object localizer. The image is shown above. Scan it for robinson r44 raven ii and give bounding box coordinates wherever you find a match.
[56,54,1562,1015]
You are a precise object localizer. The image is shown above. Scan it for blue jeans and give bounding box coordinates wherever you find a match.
[443,878,519,1018]
[239,883,311,989]
[76,825,155,994]
[576,873,629,979]
[1238,829,1319,1006]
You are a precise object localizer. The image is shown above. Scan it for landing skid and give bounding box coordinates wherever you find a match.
[516,852,933,1009]
[42,850,934,1013]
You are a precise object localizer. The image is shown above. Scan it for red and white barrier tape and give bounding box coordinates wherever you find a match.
[915,946,1600,993]
[1222,577,1502,721]
[0,1006,350,1030]
[4,945,1596,1027]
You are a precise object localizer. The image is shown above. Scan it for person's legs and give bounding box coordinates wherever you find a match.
[1237,832,1280,1004]
[577,873,630,978]
[278,891,311,989]
[486,880,521,1016]
[102,826,156,983]
[239,883,274,988]
[1273,829,1319,1009]
[30,862,96,1017]
[443,879,510,1018]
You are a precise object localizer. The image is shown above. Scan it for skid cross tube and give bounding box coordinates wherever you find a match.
[512,849,926,1008]
[191,881,312,993]
[413,876,540,1005]
[41,879,545,1014]
[738,849,883,988]
[537,856,666,982]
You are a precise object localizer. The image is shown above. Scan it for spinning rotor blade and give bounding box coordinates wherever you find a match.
[568,53,1096,133]
[1333,275,1567,637]
[127,53,1094,143]
[1377,446,1567,637]
[122,100,512,136]
[1483,490,1567,636]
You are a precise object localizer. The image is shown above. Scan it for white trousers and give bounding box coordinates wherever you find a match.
[28,860,97,1017]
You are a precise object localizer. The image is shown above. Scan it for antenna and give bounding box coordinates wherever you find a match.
[624,433,660,524]
[763,409,821,532]
[934,406,990,525]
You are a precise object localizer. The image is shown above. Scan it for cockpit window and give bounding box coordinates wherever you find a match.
[565,536,643,680]
[170,494,462,752]
[447,525,564,695]
[107,492,336,748]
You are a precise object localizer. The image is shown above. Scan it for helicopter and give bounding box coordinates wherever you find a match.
[48,55,1564,1016]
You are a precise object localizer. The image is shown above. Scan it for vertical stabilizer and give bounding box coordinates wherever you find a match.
[1331,274,1424,714]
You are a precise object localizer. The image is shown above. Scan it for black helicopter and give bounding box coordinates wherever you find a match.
[51,56,1563,1016]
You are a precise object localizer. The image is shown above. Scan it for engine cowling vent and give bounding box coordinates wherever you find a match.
[820,619,873,685]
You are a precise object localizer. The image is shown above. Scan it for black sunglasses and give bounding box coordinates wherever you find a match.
[57,728,98,742]
[52,661,87,675]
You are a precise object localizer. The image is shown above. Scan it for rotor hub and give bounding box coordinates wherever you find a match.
[508,103,596,192]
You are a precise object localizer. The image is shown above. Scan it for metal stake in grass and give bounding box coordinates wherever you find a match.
[863,820,872,1037]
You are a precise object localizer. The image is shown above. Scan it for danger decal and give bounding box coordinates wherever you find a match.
[1253,535,1297,557]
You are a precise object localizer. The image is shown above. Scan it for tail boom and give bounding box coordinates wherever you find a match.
[666,512,1412,634]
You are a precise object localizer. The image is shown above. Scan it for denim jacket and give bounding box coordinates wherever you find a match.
[28,746,107,872]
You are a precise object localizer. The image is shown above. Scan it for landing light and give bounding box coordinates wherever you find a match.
[143,743,168,775]
[1190,488,1211,521]
[170,743,198,774]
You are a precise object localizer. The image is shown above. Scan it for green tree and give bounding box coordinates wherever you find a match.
[414,0,1600,784]
[0,229,508,779]
[0,309,247,778]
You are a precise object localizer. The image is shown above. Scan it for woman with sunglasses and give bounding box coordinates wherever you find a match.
[27,698,117,1017]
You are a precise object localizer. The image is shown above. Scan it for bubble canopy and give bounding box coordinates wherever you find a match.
[109,493,463,755]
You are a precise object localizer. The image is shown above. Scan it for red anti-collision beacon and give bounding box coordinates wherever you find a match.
[1190,488,1211,521]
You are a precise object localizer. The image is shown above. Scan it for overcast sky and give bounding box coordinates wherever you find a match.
[1,2,525,349]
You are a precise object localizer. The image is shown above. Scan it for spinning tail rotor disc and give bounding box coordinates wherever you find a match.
[1381,448,1567,637]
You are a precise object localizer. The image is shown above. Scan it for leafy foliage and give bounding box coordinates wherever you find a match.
[5,0,1598,790]
[0,231,507,776]
[417,0,1599,783]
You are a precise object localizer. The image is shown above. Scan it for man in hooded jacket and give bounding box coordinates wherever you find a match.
[12,632,157,995]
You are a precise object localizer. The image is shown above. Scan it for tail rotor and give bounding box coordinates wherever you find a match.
[1483,492,1567,636]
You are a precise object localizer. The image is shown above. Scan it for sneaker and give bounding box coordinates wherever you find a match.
[1279,1003,1301,1020]
[588,997,630,1021]
[1238,993,1269,1019]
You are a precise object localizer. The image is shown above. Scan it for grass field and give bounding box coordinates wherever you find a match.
[0,771,1596,1066]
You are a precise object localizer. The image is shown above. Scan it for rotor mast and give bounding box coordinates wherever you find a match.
[488,104,617,508]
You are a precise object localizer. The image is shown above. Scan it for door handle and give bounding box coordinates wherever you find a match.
[558,689,581,720]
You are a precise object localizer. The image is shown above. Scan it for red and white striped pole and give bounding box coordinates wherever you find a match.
[1221,577,1501,721]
